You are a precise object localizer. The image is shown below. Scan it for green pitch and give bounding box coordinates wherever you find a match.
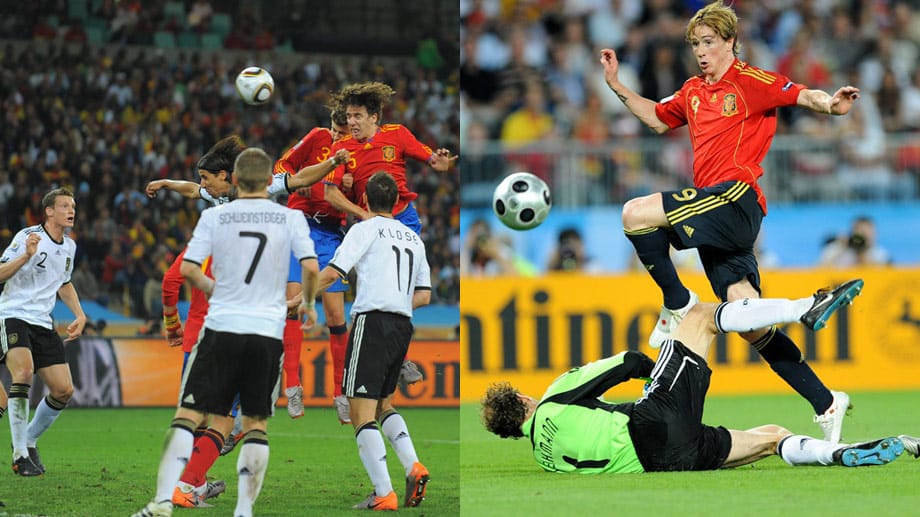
[1,407,458,516]
[462,391,920,516]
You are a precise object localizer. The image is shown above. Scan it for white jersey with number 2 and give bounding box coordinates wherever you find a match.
[328,216,430,318]
[183,198,315,339]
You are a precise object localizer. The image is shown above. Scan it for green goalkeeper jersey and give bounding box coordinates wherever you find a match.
[521,351,654,474]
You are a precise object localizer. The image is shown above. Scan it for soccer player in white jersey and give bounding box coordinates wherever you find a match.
[132,148,319,517]
[318,171,431,511]
[0,187,87,477]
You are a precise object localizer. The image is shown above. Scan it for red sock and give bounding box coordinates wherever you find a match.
[180,428,223,488]
[330,332,348,397]
[283,319,303,389]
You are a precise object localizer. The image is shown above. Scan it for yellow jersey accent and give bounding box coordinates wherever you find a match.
[666,182,749,225]
[682,225,695,238]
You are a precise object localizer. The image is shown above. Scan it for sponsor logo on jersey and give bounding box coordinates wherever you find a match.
[357,385,368,394]
[710,93,717,103]
[183,394,196,404]
[382,145,396,162]
[683,224,695,238]
[782,81,794,91]
[722,94,738,117]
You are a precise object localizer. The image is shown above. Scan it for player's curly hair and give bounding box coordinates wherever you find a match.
[325,98,348,127]
[330,81,396,121]
[197,135,247,175]
[481,382,527,439]
[686,0,741,56]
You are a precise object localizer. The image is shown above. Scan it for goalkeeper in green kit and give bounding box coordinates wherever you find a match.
[482,280,918,472]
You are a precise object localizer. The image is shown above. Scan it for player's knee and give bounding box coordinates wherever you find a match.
[621,197,644,229]
[8,365,33,383]
[51,384,74,402]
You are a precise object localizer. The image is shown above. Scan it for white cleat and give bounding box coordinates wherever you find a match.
[897,434,920,458]
[648,290,699,349]
[285,385,304,419]
[334,395,351,425]
[814,390,851,443]
[131,500,173,517]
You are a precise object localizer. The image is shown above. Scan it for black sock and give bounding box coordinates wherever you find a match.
[754,327,833,414]
[625,228,689,309]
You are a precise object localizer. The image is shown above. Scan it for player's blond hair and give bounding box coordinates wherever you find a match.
[233,148,273,193]
[42,187,74,213]
[686,0,741,56]
[330,81,396,121]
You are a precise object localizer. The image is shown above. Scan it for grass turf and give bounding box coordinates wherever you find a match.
[462,390,920,516]
[1,407,458,516]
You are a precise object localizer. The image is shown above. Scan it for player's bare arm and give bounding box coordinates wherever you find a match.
[145,179,202,199]
[57,282,87,341]
[287,149,350,190]
[429,148,458,172]
[324,184,371,220]
[797,86,861,116]
[412,289,431,310]
[0,232,40,282]
[180,260,215,298]
[599,49,670,134]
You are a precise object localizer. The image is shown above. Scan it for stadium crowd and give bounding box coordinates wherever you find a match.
[0,22,460,323]
[460,0,920,203]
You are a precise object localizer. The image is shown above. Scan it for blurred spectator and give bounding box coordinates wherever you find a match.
[499,80,554,147]
[546,227,601,273]
[818,216,892,267]
[187,0,214,31]
[71,259,104,306]
[461,218,531,276]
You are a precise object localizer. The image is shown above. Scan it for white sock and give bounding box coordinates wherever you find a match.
[8,392,29,460]
[356,424,393,496]
[778,435,842,466]
[235,436,270,517]
[26,396,65,447]
[380,412,419,475]
[154,425,194,503]
[715,297,814,333]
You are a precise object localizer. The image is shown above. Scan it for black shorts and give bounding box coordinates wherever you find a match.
[661,180,764,301]
[627,339,732,472]
[0,318,66,369]
[342,311,412,400]
[179,329,283,418]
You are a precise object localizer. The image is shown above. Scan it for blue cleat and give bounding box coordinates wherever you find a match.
[801,279,864,331]
[835,437,904,467]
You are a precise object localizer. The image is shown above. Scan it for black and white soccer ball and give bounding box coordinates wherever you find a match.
[492,172,552,231]
[235,66,274,105]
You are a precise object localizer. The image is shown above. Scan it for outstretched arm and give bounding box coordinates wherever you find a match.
[146,179,202,199]
[429,148,458,171]
[286,149,350,190]
[599,48,670,134]
[797,86,860,116]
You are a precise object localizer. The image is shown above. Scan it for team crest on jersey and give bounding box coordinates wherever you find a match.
[690,95,700,115]
[382,145,396,162]
[722,94,738,117]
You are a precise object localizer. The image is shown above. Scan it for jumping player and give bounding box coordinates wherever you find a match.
[598,0,861,442]
[273,106,352,421]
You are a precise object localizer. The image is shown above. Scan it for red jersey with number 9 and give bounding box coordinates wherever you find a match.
[654,59,805,214]
[329,124,434,215]
[275,127,346,228]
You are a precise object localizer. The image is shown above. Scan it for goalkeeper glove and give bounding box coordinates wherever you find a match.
[163,309,183,347]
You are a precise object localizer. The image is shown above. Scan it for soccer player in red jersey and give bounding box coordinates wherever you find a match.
[274,106,352,422]
[323,81,456,234]
[599,0,861,443]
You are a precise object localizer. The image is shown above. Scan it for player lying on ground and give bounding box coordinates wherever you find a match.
[483,280,908,473]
